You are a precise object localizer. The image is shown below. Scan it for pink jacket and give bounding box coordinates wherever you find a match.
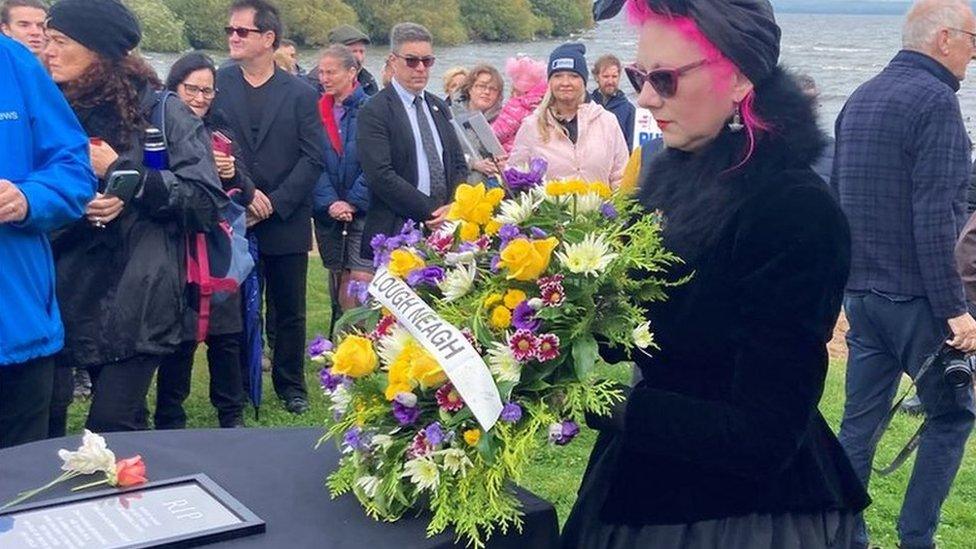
[492,81,547,153]
[510,101,630,188]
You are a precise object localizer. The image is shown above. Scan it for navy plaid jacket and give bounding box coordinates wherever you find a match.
[832,50,972,319]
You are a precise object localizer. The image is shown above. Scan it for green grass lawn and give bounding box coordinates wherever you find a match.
[66,261,976,548]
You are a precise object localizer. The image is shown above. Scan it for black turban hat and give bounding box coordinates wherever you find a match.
[595,0,781,85]
[47,0,141,61]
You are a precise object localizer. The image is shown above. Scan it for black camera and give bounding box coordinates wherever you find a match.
[936,345,976,390]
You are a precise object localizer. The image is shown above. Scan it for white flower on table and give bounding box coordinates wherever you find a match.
[556,233,618,276]
[355,475,382,499]
[495,192,543,225]
[436,448,473,477]
[402,456,440,491]
[438,263,476,302]
[377,324,413,365]
[58,430,116,475]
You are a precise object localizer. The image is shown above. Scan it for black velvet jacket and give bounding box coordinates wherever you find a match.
[590,67,870,525]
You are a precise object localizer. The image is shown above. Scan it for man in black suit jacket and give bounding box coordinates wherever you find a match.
[211,0,325,414]
[357,22,468,260]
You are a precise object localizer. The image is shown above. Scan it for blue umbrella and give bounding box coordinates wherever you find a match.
[241,233,263,420]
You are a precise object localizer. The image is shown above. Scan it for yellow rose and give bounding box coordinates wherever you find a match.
[385,348,414,400]
[503,289,527,309]
[332,335,378,378]
[545,181,567,197]
[459,221,481,242]
[484,218,502,236]
[463,429,482,446]
[588,182,612,199]
[408,344,447,389]
[490,305,512,329]
[388,249,425,278]
[448,183,505,225]
[564,179,589,195]
[498,237,559,281]
[483,293,503,308]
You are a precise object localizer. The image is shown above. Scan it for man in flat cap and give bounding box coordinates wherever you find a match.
[328,24,378,96]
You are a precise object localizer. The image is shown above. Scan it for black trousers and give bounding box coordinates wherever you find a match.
[259,252,308,400]
[49,363,74,438]
[155,334,246,429]
[0,356,54,448]
[85,355,158,433]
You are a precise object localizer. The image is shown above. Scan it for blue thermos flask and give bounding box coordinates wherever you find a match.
[143,127,168,170]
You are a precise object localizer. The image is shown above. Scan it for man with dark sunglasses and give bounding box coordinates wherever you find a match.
[356,22,468,263]
[212,0,326,416]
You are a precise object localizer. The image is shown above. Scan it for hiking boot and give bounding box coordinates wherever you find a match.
[284,396,309,415]
[900,395,924,416]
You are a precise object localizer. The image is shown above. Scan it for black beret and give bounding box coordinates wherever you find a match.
[47,0,141,61]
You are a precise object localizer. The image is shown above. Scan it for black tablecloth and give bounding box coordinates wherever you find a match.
[0,428,559,548]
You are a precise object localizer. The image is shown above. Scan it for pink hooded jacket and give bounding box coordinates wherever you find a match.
[492,80,548,153]
[510,101,630,188]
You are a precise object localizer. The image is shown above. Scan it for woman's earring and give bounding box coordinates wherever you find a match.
[728,103,744,133]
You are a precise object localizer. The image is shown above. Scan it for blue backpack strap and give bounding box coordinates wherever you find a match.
[148,89,177,147]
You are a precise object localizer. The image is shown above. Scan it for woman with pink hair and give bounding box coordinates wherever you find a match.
[561,1,869,547]
[491,55,548,153]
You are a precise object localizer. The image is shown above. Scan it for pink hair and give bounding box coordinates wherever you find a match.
[625,0,771,168]
[505,56,547,95]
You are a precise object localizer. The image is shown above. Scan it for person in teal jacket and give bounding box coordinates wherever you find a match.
[0,34,95,448]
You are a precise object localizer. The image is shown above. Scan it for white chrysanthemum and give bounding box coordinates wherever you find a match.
[444,250,477,265]
[495,192,543,225]
[439,263,476,301]
[402,457,440,491]
[58,430,116,475]
[355,475,382,499]
[555,233,619,276]
[487,342,522,383]
[575,192,604,214]
[378,324,413,365]
[633,321,654,349]
[436,448,474,477]
[371,434,395,451]
[329,385,352,416]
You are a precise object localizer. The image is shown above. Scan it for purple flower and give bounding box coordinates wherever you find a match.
[530,227,548,238]
[503,157,548,192]
[343,427,371,452]
[318,368,344,392]
[347,280,370,305]
[549,420,580,446]
[400,220,423,245]
[512,301,541,332]
[406,265,446,287]
[490,254,502,273]
[500,402,522,423]
[498,224,521,243]
[392,400,421,425]
[458,241,478,253]
[308,334,333,358]
[424,422,445,446]
[600,202,618,219]
[370,233,387,253]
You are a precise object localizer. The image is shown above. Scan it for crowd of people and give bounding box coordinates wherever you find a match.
[1,0,975,547]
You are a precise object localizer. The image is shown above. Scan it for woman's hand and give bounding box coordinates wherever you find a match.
[328,200,355,222]
[214,151,236,180]
[89,141,120,179]
[85,192,125,228]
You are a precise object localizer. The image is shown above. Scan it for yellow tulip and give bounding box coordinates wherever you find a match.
[459,221,481,242]
[408,344,447,389]
[448,183,505,225]
[498,237,559,281]
[464,429,482,446]
[388,249,425,278]
[503,289,527,309]
[385,347,414,400]
[332,335,378,378]
[490,305,512,329]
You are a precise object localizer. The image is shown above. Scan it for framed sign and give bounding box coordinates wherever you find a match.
[0,474,264,548]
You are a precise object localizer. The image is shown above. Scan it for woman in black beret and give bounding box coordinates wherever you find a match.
[43,0,225,434]
[562,0,870,547]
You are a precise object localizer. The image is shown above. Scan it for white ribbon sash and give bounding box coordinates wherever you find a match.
[369,268,502,431]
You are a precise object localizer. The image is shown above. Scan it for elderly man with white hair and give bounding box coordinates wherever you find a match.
[832,1,976,547]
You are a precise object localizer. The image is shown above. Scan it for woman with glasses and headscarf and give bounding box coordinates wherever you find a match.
[561,1,869,547]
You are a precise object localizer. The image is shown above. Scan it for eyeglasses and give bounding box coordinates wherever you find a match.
[224,26,263,38]
[394,53,436,69]
[949,27,976,47]
[181,83,216,99]
[472,82,501,94]
[624,59,709,98]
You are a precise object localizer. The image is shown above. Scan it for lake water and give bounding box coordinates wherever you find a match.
[142,12,976,137]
